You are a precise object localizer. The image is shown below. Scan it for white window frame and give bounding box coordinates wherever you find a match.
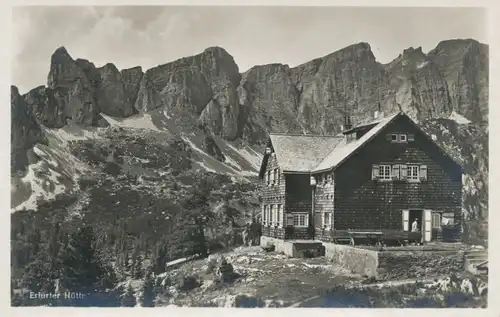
[326,174,333,185]
[390,134,398,143]
[323,212,331,229]
[293,214,309,228]
[378,165,392,180]
[399,134,407,142]
[276,204,282,227]
[407,165,420,181]
[270,205,275,226]
[262,205,266,225]
[263,205,268,225]
[442,213,455,226]
[432,212,441,229]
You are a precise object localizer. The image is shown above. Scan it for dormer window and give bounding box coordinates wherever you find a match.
[388,133,411,143]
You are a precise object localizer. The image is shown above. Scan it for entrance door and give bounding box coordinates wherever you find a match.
[422,209,432,242]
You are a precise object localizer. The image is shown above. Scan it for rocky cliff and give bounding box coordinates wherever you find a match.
[10,38,488,218]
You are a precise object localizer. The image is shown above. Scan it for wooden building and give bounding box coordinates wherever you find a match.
[258,111,463,245]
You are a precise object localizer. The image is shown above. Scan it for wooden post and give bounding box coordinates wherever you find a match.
[311,185,316,240]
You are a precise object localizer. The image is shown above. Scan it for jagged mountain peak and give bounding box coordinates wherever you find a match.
[50,46,73,64]
[11,85,20,96]
[121,65,143,73]
[202,45,232,55]
[322,42,376,63]
[402,46,424,58]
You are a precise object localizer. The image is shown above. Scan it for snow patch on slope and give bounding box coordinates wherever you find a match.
[225,143,262,171]
[416,61,429,69]
[101,113,161,131]
[43,125,103,144]
[182,136,237,175]
[12,158,66,212]
[448,111,471,125]
[182,136,258,178]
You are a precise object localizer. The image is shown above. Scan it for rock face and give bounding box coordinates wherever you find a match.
[23,47,142,128]
[47,47,100,125]
[17,40,487,144]
[96,63,138,117]
[11,86,45,172]
[23,85,66,128]
[134,46,241,140]
[427,39,489,122]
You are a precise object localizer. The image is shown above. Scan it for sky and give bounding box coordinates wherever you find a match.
[11,6,487,94]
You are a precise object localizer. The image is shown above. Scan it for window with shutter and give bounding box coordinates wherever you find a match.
[372,164,380,180]
[402,210,409,231]
[432,212,441,229]
[323,212,331,229]
[315,212,322,228]
[270,205,274,225]
[400,164,408,180]
[262,205,265,225]
[442,213,455,226]
[277,205,282,227]
[387,134,398,142]
[408,134,415,141]
[392,164,401,180]
[420,165,428,181]
[378,165,392,180]
[263,205,268,225]
[407,165,420,181]
[292,214,309,227]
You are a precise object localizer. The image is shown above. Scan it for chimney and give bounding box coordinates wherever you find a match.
[374,103,384,119]
[344,116,352,130]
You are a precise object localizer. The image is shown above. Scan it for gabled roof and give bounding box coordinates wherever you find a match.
[269,134,343,173]
[313,112,401,172]
[260,111,464,176]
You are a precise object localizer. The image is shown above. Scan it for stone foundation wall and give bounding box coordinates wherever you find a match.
[323,243,379,277]
[260,236,293,256]
[261,237,464,280]
[260,236,322,258]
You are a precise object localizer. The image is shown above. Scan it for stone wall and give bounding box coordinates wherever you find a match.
[261,237,464,280]
[260,236,322,258]
[323,243,379,277]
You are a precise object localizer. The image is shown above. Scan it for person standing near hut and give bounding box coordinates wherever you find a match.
[411,219,419,232]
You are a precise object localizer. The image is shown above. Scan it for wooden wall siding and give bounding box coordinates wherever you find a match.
[261,225,311,240]
[260,152,286,235]
[262,226,286,239]
[333,115,462,241]
[284,227,311,240]
[313,172,335,232]
[315,228,335,242]
[284,174,314,239]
